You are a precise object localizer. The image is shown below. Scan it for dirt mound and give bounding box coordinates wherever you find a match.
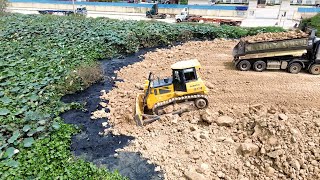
[94,39,320,179]
[241,30,308,43]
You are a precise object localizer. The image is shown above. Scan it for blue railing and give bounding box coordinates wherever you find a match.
[9,0,248,10]
[298,7,320,13]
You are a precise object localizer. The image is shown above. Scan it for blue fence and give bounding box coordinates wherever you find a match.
[298,7,320,13]
[9,0,248,10]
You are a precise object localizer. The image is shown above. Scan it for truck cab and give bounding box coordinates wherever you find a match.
[175,7,189,22]
[75,7,87,16]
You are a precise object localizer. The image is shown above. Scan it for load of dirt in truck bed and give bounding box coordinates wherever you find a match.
[241,30,308,43]
[93,39,320,179]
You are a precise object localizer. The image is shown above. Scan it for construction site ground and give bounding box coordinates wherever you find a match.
[94,39,320,180]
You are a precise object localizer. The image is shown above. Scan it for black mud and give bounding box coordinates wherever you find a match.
[60,48,169,180]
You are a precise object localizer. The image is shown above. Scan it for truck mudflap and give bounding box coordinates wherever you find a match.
[233,58,240,66]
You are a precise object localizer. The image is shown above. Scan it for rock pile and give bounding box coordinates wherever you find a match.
[241,30,308,43]
[92,40,320,179]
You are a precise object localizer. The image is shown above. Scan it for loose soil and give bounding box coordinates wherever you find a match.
[96,39,320,179]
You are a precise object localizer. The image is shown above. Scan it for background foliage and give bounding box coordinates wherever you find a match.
[300,13,320,35]
[0,13,284,178]
[0,0,8,14]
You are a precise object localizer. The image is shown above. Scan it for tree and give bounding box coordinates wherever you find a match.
[0,0,8,14]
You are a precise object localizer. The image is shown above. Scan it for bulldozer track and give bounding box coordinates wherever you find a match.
[153,94,208,112]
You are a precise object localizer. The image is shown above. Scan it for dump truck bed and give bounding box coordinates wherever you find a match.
[233,38,309,57]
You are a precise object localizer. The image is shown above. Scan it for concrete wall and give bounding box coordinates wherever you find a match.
[9,2,247,17]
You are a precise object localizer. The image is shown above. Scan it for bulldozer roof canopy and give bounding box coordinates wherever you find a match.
[171,59,201,70]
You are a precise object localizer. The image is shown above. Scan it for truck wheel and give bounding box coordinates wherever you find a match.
[309,64,320,75]
[253,61,266,72]
[288,63,302,74]
[176,19,181,23]
[237,60,251,71]
[195,98,208,109]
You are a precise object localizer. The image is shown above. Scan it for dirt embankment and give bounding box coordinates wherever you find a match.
[94,40,320,180]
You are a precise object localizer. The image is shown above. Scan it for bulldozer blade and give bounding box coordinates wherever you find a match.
[134,93,145,126]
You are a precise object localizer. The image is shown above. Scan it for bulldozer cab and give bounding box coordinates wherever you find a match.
[171,59,201,92]
[172,67,197,91]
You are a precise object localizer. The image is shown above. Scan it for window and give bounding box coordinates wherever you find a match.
[173,71,180,82]
[159,89,171,94]
[316,46,320,60]
[183,68,196,82]
[159,87,171,94]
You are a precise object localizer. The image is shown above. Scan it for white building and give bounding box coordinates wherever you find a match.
[217,0,319,5]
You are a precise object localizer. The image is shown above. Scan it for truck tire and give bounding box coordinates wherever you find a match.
[176,19,181,23]
[309,64,320,75]
[288,63,302,74]
[253,61,266,72]
[237,60,251,71]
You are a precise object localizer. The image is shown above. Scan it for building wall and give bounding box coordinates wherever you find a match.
[218,0,319,4]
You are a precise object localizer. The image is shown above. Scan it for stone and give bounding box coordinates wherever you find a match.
[205,82,215,89]
[268,107,277,114]
[185,149,191,154]
[163,105,174,114]
[193,133,202,141]
[224,137,234,143]
[200,131,209,139]
[171,114,179,124]
[239,143,259,156]
[184,169,206,180]
[190,116,200,124]
[102,122,108,127]
[278,113,288,121]
[200,134,209,139]
[113,153,119,158]
[99,102,108,108]
[265,167,275,176]
[201,110,213,124]
[134,83,144,90]
[267,136,278,145]
[217,171,225,178]
[311,160,318,166]
[314,119,320,127]
[216,116,235,127]
[211,146,217,153]
[190,126,198,131]
[252,125,262,137]
[290,159,300,170]
[200,163,209,171]
[154,166,161,172]
[267,150,284,159]
[290,128,301,137]
[216,137,226,142]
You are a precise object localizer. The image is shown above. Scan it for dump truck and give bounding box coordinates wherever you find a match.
[233,30,320,75]
[134,59,209,126]
[146,4,167,19]
[175,7,242,26]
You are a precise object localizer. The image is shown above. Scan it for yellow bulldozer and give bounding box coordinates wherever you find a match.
[134,59,209,126]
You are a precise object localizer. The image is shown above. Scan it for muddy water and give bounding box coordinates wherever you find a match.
[60,48,166,180]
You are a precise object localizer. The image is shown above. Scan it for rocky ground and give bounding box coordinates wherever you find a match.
[93,39,320,180]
